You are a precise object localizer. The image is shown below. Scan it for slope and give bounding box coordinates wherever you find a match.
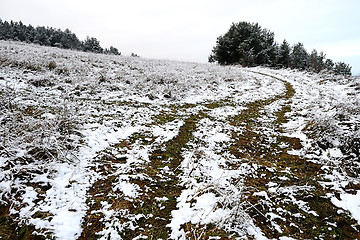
[0,40,359,239]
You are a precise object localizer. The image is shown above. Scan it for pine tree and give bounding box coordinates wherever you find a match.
[34,26,51,46]
[325,59,334,72]
[82,36,103,53]
[0,20,114,54]
[208,21,352,75]
[60,29,82,50]
[317,51,326,72]
[309,49,326,72]
[291,42,309,70]
[277,40,291,68]
[108,46,120,55]
[334,62,352,76]
[209,22,277,66]
[0,21,12,39]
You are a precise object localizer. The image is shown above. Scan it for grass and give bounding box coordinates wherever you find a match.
[225,71,360,239]
[1,49,359,239]
[0,202,49,240]
[79,111,207,239]
[78,71,360,239]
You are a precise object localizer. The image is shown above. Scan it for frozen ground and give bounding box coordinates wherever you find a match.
[0,40,359,239]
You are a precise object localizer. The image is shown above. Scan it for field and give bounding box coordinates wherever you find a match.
[0,40,359,239]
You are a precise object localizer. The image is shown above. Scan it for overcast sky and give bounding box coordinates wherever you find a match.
[1,0,359,75]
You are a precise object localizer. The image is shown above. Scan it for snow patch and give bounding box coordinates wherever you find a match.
[331,191,360,224]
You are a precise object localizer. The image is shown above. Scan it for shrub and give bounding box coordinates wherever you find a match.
[48,61,57,70]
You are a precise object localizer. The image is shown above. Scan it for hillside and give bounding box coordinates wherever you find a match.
[0,40,359,240]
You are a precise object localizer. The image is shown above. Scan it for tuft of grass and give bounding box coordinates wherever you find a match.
[0,203,48,240]
[47,61,57,70]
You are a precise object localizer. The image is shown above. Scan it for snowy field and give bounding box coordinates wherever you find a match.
[0,40,359,239]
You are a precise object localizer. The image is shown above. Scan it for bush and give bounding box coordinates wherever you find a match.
[48,61,57,70]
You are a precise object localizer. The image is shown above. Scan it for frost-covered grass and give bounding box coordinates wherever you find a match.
[0,40,359,239]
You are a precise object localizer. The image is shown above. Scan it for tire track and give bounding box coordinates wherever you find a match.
[231,70,359,239]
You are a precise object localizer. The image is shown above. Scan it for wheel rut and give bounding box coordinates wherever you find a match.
[229,70,359,239]
[79,70,359,239]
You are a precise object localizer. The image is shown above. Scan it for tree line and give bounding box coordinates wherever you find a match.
[0,19,120,55]
[209,22,352,76]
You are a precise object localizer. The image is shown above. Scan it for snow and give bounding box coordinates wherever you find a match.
[81,123,142,158]
[113,180,140,198]
[0,40,359,239]
[152,119,184,143]
[50,210,83,240]
[22,162,91,239]
[331,191,360,224]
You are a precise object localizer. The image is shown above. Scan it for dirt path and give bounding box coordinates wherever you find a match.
[80,112,207,239]
[79,70,360,239]
[228,71,360,239]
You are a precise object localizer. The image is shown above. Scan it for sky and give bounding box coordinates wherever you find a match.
[1,0,360,75]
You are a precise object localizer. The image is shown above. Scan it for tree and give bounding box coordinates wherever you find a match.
[15,21,26,41]
[82,36,103,53]
[334,62,352,76]
[324,59,334,72]
[0,19,114,54]
[209,22,277,66]
[277,39,291,68]
[105,46,121,55]
[34,26,51,46]
[310,49,326,73]
[0,20,13,40]
[60,29,82,50]
[290,42,309,70]
[208,21,353,74]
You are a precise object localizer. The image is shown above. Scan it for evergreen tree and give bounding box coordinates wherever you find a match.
[60,29,82,50]
[325,59,335,72]
[256,28,278,66]
[0,19,114,54]
[277,39,291,68]
[208,21,353,75]
[0,21,12,39]
[209,22,277,66]
[34,26,51,46]
[310,49,318,71]
[25,24,36,43]
[82,36,103,53]
[15,21,26,41]
[104,46,121,55]
[309,49,326,73]
[317,51,326,72]
[334,62,352,76]
[291,42,309,70]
